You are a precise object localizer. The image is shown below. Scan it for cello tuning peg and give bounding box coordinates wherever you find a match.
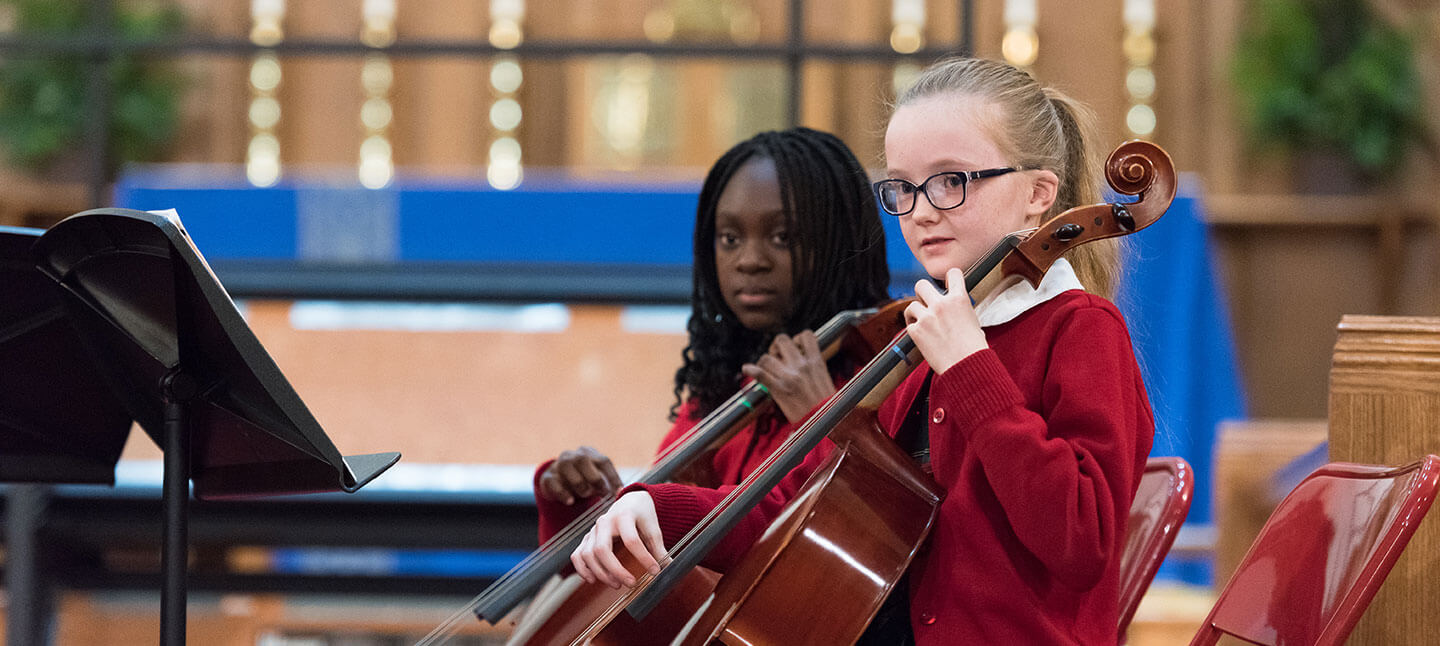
[1112,203,1136,232]
[1052,223,1085,242]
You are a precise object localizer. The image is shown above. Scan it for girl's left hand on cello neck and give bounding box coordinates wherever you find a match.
[741,329,836,423]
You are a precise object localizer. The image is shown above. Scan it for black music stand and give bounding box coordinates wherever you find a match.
[9,209,401,645]
[1,225,133,483]
[3,224,137,645]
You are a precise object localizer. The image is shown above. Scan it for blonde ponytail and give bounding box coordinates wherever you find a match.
[1044,89,1121,299]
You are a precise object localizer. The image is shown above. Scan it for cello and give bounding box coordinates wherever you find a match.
[418,299,912,645]
[519,139,1176,645]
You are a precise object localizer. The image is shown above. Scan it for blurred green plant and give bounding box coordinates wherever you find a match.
[0,0,184,173]
[1231,0,1426,180]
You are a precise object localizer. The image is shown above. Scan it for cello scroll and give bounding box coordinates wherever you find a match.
[1001,140,1176,286]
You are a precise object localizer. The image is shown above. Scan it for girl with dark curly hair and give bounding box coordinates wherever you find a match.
[531,127,890,541]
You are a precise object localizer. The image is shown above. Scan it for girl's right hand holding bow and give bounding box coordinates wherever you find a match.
[571,491,670,588]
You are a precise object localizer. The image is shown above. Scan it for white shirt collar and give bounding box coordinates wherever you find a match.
[973,257,1086,328]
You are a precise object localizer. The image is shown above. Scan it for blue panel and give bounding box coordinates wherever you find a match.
[112,173,298,260]
[111,168,929,279]
[270,547,529,577]
[1115,175,1247,586]
[398,186,699,264]
[879,213,926,281]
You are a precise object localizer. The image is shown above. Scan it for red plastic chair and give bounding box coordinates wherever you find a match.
[1118,457,1194,640]
[1190,454,1440,646]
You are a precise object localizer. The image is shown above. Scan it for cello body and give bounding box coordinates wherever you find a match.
[499,302,916,646]
[672,410,942,646]
[512,408,941,646]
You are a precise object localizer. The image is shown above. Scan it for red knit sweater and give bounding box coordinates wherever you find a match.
[635,290,1154,645]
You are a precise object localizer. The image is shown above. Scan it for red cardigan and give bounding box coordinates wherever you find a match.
[635,290,1154,645]
[532,376,838,543]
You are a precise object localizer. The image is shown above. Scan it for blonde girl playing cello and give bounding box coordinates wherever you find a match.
[572,57,1156,645]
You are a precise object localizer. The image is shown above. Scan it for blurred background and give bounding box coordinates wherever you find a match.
[0,0,1438,643]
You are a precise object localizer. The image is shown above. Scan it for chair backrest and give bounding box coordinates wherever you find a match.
[1190,454,1440,646]
[1118,457,1194,639]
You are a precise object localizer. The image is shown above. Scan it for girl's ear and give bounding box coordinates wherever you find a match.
[1025,169,1060,224]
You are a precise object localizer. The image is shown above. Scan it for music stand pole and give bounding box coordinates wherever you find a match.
[4,484,53,646]
[160,369,196,646]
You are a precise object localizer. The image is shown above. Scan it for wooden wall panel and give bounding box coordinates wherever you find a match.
[1329,315,1440,645]
[1212,419,1328,587]
[279,2,365,168]
[120,303,689,470]
[391,3,489,171]
[1211,223,1384,418]
[1033,1,1128,153]
[1152,0,1203,174]
[169,1,250,165]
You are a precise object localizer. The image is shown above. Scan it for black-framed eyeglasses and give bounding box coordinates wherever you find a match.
[871,168,1018,216]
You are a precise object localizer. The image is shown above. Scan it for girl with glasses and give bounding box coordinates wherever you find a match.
[572,57,1154,646]
[533,127,890,546]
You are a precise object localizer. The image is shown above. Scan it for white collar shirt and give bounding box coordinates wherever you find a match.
[972,257,1087,328]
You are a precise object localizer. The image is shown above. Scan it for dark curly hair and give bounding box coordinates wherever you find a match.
[671,127,891,419]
